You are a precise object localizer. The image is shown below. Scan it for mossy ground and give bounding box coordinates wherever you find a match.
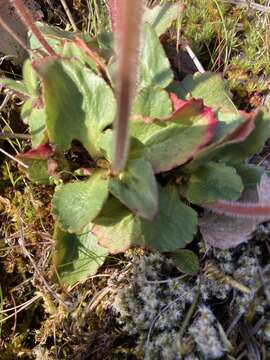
[0,1,270,359]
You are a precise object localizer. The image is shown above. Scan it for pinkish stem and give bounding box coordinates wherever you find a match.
[111,0,144,175]
[10,0,56,56]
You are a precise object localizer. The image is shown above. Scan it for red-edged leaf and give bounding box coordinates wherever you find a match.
[17,143,54,160]
[131,97,218,173]
[217,110,255,145]
[187,107,263,172]
[73,37,106,73]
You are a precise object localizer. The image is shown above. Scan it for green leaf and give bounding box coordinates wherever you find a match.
[52,170,109,233]
[22,59,40,97]
[170,72,237,113]
[171,249,199,274]
[97,30,114,60]
[62,40,103,72]
[93,197,141,254]
[215,108,270,164]
[94,185,197,253]
[109,157,158,220]
[184,110,257,172]
[96,129,113,162]
[0,78,30,96]
[33,57,116,157]
[139,23,173,89]
[22,158,50,185]
[130,99,216,173]
[187,162,243,204]
[28,22,74,53]
[54,225,108,285]
[143,2,183,37]
[139,185,197,251]
[21,99,46,147]
[132,87,172,118]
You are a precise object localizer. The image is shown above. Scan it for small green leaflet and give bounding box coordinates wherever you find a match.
[171,249,199,274]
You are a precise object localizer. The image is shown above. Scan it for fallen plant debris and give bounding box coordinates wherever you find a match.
[0,0,270,358]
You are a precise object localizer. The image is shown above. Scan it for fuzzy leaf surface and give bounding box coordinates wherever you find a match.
[187,162,243,204]
[139,185,197,251]
[93,198,141,254]
[130,99,217,173]
[22,159,50,185]
[143,2,183,37]
[132,87,172,118]
[54,225,108,285]
[23,59,40,97]
[33,57,116,157]
[94,185,197,253]
[139,23,173,89]
[52,170,109,233]
[109,157,158,220]
[21,99,46,147]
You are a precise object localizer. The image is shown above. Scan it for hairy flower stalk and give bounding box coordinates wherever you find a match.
[110,0,144,175]
[10,0,56,56]
[204,200,270,219]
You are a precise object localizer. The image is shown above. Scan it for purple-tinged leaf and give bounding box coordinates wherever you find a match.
[18,143,54,160]
[200,174,270,249]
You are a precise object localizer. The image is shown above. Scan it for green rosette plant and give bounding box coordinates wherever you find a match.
[1,0,270,285]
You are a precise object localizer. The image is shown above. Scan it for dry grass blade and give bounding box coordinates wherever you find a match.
[59,0,78,31]
[223,0,270,14]
[112,0,144,175]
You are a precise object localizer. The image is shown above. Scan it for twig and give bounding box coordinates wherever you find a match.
[0,132,31,140]
[223,0,270,13]
[0,148,28,168]
[59,0,78,31]
[0,94,11,111]
[10,0,57,56]
[0,294,41,323]
[18,222,69,309]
